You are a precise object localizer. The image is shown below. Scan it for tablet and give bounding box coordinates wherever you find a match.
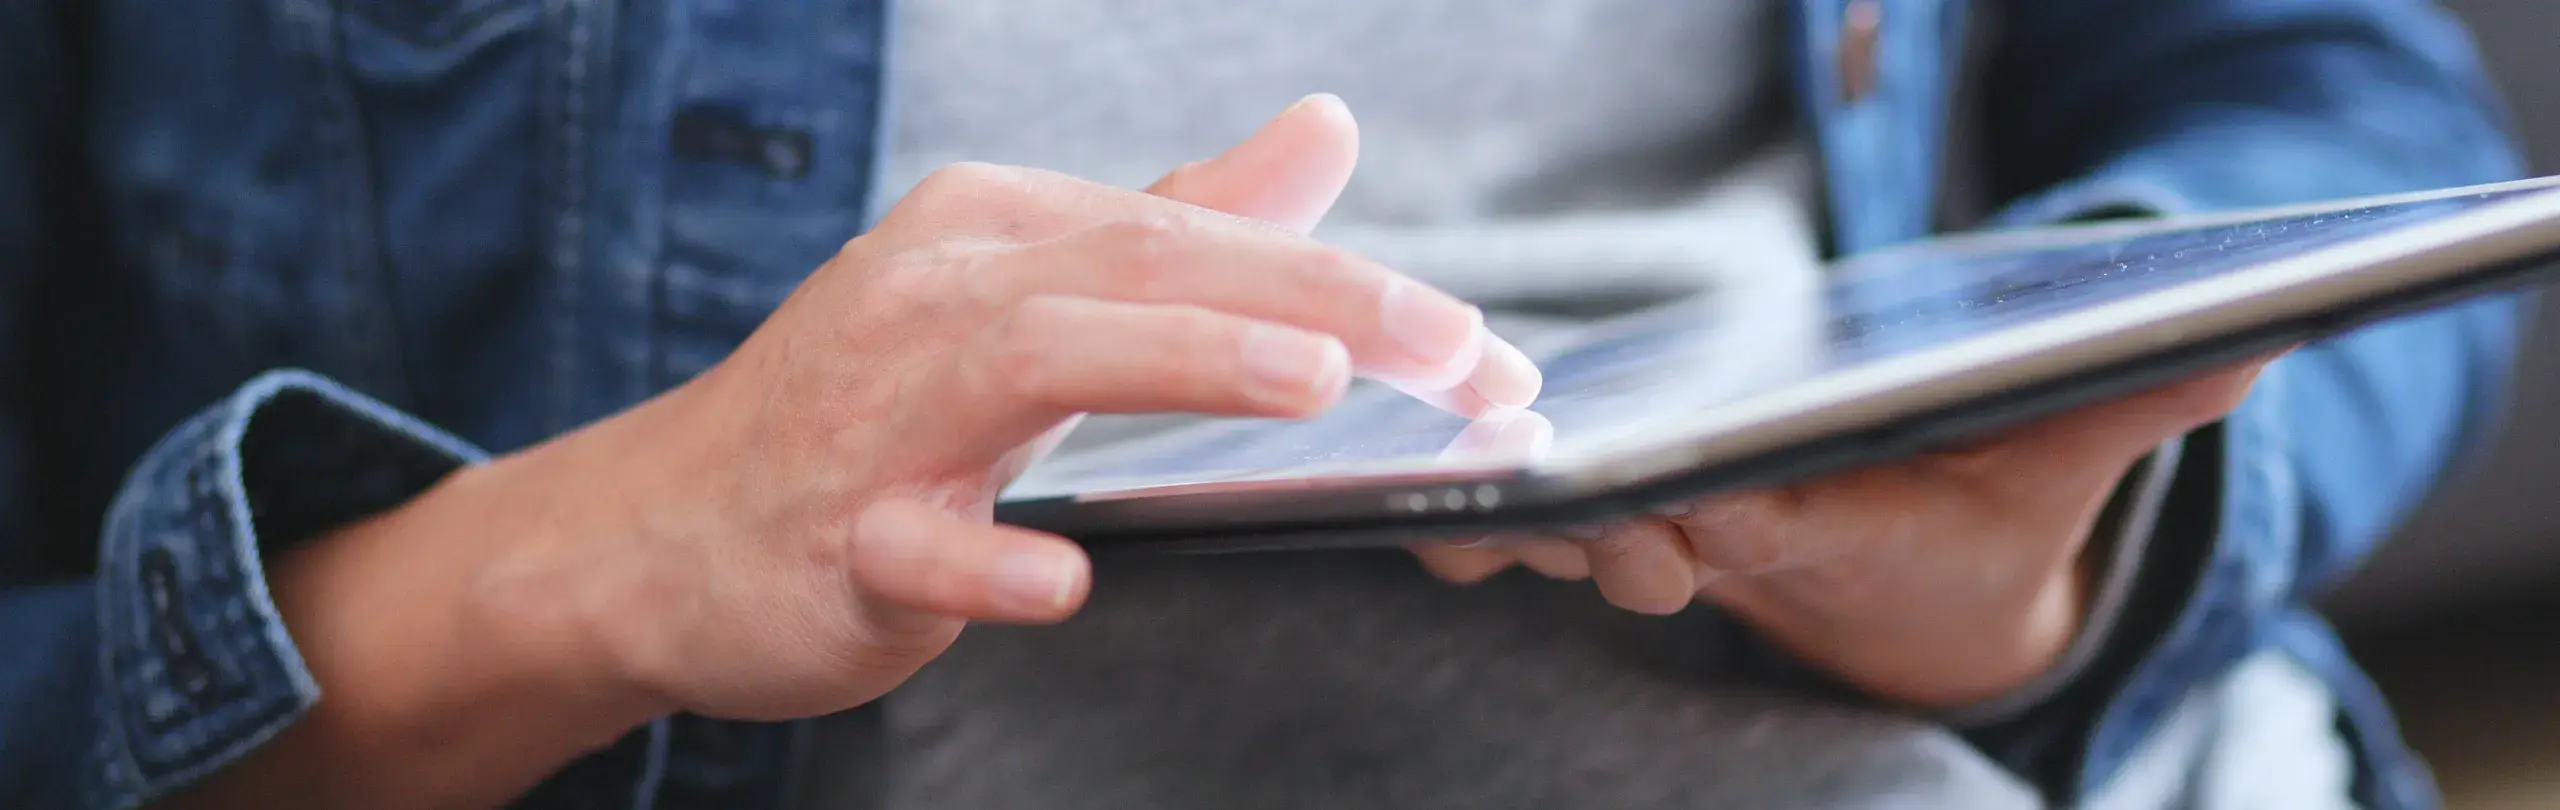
[996,176,2560,553]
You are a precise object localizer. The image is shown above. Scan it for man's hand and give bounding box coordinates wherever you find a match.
[178,95,1540,809]
[599,94,1531,721]
[1416,357,2272,708]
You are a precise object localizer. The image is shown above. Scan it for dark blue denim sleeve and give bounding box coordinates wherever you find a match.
[1958,0,2526,805]
[1,372,494,809]
[0,1,87,802]
[0,7,679,807]
[88,373,490,808]
[1,377,699,809]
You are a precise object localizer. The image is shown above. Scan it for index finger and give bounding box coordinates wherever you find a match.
[989,215,1543,414]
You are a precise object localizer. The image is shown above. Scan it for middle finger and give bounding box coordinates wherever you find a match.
[994,217,1542,413]
[1578,520,1698,615]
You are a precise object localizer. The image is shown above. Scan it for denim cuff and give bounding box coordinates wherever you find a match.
[85,370,483,808]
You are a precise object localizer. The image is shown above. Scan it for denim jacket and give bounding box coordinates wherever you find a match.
[0,1,2526,808]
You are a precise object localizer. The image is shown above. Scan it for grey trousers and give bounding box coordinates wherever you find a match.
[791,554,2357,810]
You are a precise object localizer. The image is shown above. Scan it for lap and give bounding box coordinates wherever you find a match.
[787,553,2351,810]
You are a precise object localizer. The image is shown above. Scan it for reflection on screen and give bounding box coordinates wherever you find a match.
[1003,185,2541,500]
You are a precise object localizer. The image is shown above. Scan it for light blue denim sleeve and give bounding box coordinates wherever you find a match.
[1956,0,2528,807]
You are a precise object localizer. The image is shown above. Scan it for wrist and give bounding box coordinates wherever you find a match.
[1723,557,2086,710]
[443,452,682,737]
[503,384,736,717]
[247,450,670,803]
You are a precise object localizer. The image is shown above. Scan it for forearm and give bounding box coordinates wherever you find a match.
[1717,559,2086,709]
[12,371,693,810]
[162,448,663,810]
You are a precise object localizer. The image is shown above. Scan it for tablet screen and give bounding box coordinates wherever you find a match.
[1004,183,2548,501]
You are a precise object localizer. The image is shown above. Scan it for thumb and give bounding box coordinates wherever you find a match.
[1146,93,1360,234]
[848,496,1091,628]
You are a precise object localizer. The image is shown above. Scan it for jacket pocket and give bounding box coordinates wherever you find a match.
[342,0,536,49]
[339,0,540,82]
[118,194,310,378]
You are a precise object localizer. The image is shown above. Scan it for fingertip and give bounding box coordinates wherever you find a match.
[1439,407,1552,462]
[1371,278,1488,392]
[1487,408,1554,458]
[851,499,1093,624]
[985,538,1091,622]
[1279,93,1358,155]
[1412,543,1512,584]
[1597,572,1694,615]
[1617,593,1692,616]
[1582,526,1700,616]
[1468,334,1543,410]
[1295,92,1345,114]
[1410,384,1496,423]
[1242,322,1355,417]
[1145,93,1358,235]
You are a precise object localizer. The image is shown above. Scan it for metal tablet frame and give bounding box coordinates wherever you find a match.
[996,177,2560,553]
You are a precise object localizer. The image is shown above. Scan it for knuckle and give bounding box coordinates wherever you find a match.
[903,163,1039,237]
[1286,245,1381,308]
[918,161,1013,197]
[864,255,949,318]
[886,241,1005,305]
[1099,216,1188,252]
[828,231,884,270]
[981,300,1070,402]
[1108,216,1189,252]
[1169,158,1213,177]
[1157,303,1232,342]
[1119,214,1194,244]
[1306,244,1371,279]
[1135,306,1245,396]
[1085,218,1190,295]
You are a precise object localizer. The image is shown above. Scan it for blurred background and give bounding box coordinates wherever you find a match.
[2325,2,2560,807]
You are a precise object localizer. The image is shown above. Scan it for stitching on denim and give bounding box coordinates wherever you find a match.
[544,0,592,435]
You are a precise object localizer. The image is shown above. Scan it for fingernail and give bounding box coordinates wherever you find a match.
[988,546,1084,615]
[1563,525,1607,542]
[1242,325,1350,404]
[1487,410,1554,459]
[1652,502,1695,518]
[1380,278,1484,388]
[1276,93,1350,126]
[1466,333,1543,409]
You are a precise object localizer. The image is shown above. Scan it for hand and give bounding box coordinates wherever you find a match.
[1415,357,2272,707]
[570,95,1537,721]
[200,96,1539,809]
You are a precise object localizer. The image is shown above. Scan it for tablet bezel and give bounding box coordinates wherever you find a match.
[995,177,2560,553]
